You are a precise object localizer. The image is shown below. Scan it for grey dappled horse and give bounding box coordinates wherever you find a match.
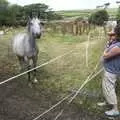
[13,17,43,84]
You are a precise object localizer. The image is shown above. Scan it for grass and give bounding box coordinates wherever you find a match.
[35,27,108,117]
[56,9,92,19]
[0,26,105,94]
[0,27,105,88]
[36,27,106,96]
[0,26,115,118]
[56,8,118,19]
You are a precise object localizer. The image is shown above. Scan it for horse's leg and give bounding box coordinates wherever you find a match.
[28,64,31,83]
[22,56,31,85]
[28,65,33,88]
[25,57,33,87]
[17,56,24,72]
[32,55,38,83]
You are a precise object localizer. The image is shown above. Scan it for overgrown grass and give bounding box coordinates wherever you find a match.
[35,27,109,115]
[0,26,112,116]
[0,26,105,93]
[35,27,105,94]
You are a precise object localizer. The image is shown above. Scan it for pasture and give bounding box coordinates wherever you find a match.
[56,8,118,19]
[0,26,119,120]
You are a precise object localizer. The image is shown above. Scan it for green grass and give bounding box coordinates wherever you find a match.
[56,8,118,19]
[36,27,105,92]
[56,9,93,18]
[0,26,114,117]
[0,26,105,93]
[34,27,108,116]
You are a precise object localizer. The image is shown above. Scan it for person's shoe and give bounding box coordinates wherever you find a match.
[97,101,106,107]
[105,109,120,116]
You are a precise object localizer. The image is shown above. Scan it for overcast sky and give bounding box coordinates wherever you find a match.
[7,0,119,11]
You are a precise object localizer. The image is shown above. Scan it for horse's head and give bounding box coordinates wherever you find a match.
[28,17,44,39]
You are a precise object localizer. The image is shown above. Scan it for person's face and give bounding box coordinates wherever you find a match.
[108,35,116,41]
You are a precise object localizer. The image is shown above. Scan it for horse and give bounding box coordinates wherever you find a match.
[13,17,43,85]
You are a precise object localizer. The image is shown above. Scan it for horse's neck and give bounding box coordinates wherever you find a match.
[28,32,36,49]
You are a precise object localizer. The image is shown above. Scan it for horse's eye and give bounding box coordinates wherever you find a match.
[30,22,33,25]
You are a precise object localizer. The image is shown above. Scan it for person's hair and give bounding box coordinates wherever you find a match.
[114,24,120,38]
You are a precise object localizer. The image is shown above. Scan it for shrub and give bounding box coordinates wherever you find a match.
[116,7,120,24]
[88,9,109,26]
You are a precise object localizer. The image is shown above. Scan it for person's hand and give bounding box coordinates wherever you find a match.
[103,46,120,59]
[103,51,108,58]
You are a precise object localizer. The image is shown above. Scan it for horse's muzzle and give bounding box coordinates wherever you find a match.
[36,33,41,39]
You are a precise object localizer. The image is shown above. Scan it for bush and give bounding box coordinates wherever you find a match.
[116,7,120,24]
[88,10,109,26]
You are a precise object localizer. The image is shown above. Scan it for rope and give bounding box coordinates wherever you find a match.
[54,110,64,120]
[69,29,102,102]
[32,27,105,120]
[0,49,75,85]
[85,32,91,67]
[32,93,73,120]
[69,29,103,103]
[32,67,103,120]
[68,68,103,103]
[53,68,103,120]
[0,27,104,86]
[53,27,104,120]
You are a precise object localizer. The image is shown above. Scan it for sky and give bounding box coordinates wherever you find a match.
[7,0,119,11]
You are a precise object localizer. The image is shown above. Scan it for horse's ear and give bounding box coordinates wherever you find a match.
[27,16,31,32]
[28,16,32,22]
[27,16,32,26]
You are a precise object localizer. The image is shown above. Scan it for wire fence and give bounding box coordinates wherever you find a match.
[32,67,103,120]
[0,49,76,85]
[32,28,105,120]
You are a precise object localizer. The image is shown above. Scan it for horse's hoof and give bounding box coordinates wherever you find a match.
[33,78,38,84]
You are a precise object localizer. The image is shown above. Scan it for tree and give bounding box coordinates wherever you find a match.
[0,0,8,4]
[88,9,109,26]
[0,0,9,25]
[0,1,62,26]
[116,7,120,24]
[7,4,23,26]
[23,4,62,20]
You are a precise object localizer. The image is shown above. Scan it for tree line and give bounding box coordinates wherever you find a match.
[0,0,62,26]
[88,7,120,26]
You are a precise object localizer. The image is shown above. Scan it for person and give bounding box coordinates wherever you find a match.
[98,25,120,116]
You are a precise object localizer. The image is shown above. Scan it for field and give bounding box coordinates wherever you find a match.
[56,9,93,18]
[56,8,118,19]
[0,26,120,120]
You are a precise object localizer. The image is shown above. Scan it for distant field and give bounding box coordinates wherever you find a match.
[56,9,94,18]
[56,8,118,19]
[107,8,118,18]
